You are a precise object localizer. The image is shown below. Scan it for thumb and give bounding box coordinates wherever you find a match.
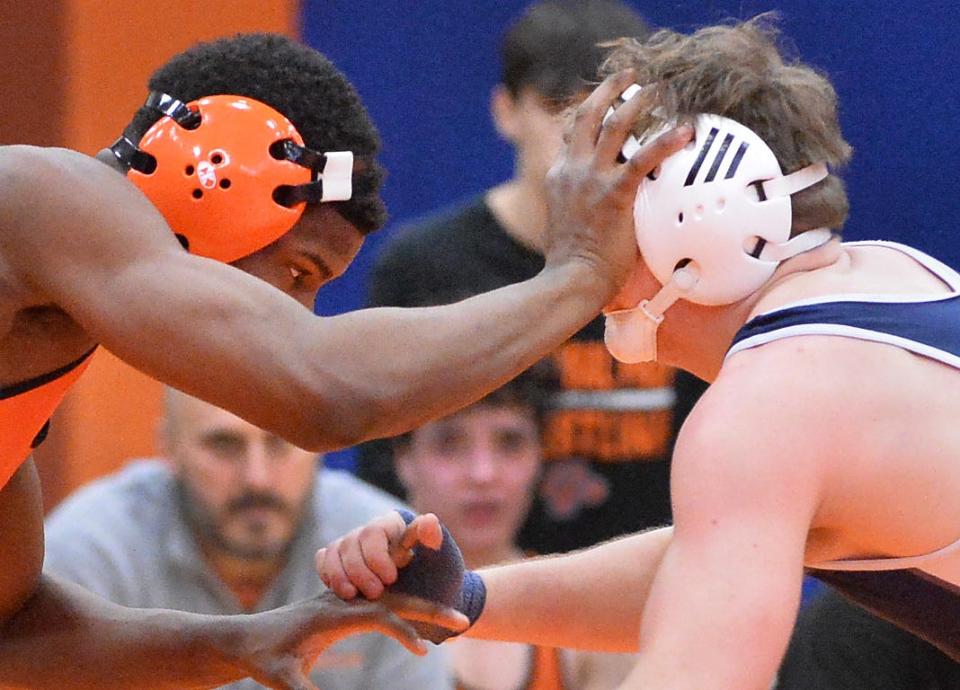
[402,513,443,551]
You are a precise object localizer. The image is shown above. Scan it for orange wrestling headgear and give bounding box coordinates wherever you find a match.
[110,92,356,263]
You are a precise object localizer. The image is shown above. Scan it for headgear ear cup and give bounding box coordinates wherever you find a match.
[115,93,357,264]
[633,113,829,306]
[603,103,831,364]
[128,96,312,263]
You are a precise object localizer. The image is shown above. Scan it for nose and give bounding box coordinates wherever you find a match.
[466,445,498,484]
[241,443,273,491]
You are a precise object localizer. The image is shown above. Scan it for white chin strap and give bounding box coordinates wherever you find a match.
[604,226,833,364]
[603,265,699,364]
[763,162,828,200]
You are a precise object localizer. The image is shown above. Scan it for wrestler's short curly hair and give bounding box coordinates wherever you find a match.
[602,14,853,234]
[127,33,386,233]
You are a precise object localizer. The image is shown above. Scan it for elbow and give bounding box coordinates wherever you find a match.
[286,381,389,453]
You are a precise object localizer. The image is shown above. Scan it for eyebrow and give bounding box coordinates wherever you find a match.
[301,251,334,280]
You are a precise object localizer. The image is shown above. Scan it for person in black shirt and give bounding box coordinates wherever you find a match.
[358,0,708,553]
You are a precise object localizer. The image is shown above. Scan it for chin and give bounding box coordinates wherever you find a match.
[223,539,287,560]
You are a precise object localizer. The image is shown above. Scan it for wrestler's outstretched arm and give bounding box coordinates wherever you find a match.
[317,511,673,653]
[0,461,462,690]
[0,72,690,453]
[318,370,826,689]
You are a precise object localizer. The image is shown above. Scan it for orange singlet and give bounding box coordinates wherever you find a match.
[0,348,96,488]
[456,644,567,690]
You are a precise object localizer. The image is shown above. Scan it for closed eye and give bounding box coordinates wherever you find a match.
[300,251,334,282]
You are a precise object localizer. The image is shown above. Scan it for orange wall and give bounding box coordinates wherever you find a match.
[19,0,298,508]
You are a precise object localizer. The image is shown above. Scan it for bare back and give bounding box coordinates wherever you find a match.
[732,242,960,571]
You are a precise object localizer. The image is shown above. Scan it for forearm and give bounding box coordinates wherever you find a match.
[467,527,672,653]
[309,260,613,446]
[0,574,244,690]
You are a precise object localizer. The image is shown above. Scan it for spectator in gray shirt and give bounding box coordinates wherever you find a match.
[44,387,451,690]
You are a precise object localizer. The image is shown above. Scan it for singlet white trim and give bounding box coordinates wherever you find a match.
[845,240,960,291]
[751,241,960,317]
[726,323,960,369]
[808,534,960,572]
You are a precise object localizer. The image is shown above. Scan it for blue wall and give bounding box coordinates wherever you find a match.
[303,0,960,465]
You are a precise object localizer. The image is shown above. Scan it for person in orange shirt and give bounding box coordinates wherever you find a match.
[0,27,682,690]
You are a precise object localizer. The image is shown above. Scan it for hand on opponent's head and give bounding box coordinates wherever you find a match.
[542,68,692,300]
[315,510,480,643]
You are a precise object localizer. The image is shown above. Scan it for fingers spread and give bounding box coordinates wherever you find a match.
[355,603,428,656]
[595,84,654,165]
[568,69,636,158]
[615,124,693,197]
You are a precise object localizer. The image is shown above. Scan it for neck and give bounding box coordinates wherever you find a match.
[462,544,524,570]
[657,237,846,382]
[485,175,548,254]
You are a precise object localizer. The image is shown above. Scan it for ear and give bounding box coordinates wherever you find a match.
[490,84,521,143]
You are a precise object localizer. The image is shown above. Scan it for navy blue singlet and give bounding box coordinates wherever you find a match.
[727,241,960,661]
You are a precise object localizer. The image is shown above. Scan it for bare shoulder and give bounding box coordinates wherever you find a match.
[0,144,121,192]
[707,333,868,425]
[673,337,857,502]
[0,145,180,295]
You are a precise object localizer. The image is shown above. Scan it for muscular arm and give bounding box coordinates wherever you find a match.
[468,528,672,652]
[320,359,829,681]
[0,461,238,689]
[615,370,828,690]
[0,461,434,690]
[318,512,673,652]
[465,371,824,683]
[0,146,601,450]
[0,73,685,451]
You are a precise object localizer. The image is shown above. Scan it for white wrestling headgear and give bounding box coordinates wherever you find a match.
[603,90,832,363]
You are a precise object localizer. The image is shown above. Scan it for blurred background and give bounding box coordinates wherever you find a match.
[2,0,958,505]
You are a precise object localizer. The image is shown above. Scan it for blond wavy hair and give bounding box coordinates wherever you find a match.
[602,15,852,233]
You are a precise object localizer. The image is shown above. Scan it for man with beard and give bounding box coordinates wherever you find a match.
[42,388,451,690]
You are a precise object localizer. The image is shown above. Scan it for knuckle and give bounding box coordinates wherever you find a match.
[358,524,379,540]
[574,100,601,124]
[601,109,625,132]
